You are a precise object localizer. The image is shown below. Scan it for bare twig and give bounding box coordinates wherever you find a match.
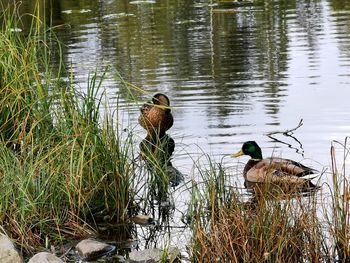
[266,119,303,136]
[267,134,304,157]
[265,119,305,157]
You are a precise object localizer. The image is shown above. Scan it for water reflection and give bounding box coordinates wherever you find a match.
[244,181,320,201]
[2,0,350,178]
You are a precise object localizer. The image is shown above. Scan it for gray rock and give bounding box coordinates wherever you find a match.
[129,247,180,263]
[0,234,23,263]
[27,252,63,263]
[76,238,115,261]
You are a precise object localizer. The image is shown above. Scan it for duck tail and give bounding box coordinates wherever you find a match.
[299,173,319,181]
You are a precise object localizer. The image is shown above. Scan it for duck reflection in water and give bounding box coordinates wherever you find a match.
[139,93,183,189]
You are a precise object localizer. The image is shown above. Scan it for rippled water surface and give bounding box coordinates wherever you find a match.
[4,0,350,253]
[30,0,350,170]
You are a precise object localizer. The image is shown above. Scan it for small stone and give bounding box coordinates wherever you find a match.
[27,252,63,263]
[76,238,115,261]
[130,214,155,226]
[129,247,180,263]
[129,248,161,263]
[0,234,23,263]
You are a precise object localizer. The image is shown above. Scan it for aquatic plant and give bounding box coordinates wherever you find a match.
[0,4,133,251]
[327,138,350,261]
[188,140,350,262]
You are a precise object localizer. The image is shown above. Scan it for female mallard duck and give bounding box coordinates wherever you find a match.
[140,134,183,187]
[232,141,318,187]
[140,133,175,167]
[138,93,173,138]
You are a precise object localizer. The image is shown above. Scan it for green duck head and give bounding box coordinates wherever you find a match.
[232,141,263,160]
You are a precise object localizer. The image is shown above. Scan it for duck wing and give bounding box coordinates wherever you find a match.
[267,157,317,176]
[245,157,318,183]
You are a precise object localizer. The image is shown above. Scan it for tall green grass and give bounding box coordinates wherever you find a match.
[138,135,174,204]
[0,5,133,249]
[328,139,350,261]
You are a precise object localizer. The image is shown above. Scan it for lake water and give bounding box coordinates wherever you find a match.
[3,0,350,255]
[32,0,350,171]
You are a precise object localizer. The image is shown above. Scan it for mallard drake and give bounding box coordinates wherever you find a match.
[232,141,318,187]
[138,93,174,138]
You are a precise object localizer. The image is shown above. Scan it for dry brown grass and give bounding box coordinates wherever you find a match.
[189,140,350,262]
[190,188,323,263]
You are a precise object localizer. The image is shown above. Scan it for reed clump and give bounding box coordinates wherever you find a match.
[189,141,350,262]
[0,5,133,250]
[190,190,323,262]
[327,138,350,262]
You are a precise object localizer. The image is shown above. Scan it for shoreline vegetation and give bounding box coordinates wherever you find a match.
[188,140,350,262]
[0,4,132,253]
[1,4,350,263]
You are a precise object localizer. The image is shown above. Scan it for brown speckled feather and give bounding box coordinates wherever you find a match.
[245,157,317,183]
[138,94,173,136]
